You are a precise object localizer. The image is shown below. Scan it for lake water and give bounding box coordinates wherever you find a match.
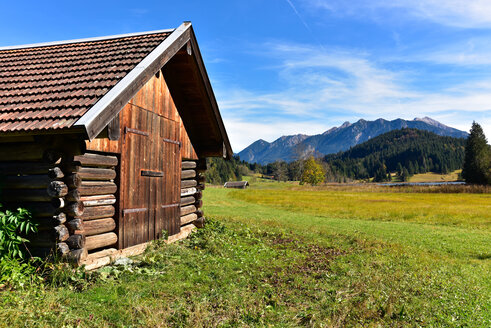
[377,181,466,187]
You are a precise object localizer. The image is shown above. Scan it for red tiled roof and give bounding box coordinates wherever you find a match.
[0,31,170,132]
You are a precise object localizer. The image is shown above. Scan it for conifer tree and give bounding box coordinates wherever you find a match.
[397,162,403,177]
[401,167,410,182]
[462,122,491,185]
[441,164,449,175]
[408,161,415,175]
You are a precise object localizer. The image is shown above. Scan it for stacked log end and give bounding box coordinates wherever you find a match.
[180,160,205,229]
[66,152,119,261]
[0,148,119,264]
[0,146,70,259]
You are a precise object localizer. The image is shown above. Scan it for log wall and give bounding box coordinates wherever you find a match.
[0,146,205,266]
[0,141,119,264]
[180,160,206,230]
[65,151,119,260]
[0,136,86,261]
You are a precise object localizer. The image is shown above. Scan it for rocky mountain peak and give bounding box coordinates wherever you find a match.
[237,117,468,164]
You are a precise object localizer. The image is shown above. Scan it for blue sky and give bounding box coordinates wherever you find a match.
[1,1,490,151]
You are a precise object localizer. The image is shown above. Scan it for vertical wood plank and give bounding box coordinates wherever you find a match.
[119,72,195,247]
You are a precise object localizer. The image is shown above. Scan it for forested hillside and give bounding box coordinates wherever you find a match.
[206,129,466,184]
[324,129,465,181]
[205,156,257,185]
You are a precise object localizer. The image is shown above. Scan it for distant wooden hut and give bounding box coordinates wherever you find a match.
[224,181,249,189]
[0,22,232,268]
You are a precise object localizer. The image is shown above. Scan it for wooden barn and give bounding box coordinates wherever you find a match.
[0,22,232,268]
[224,181,249,189]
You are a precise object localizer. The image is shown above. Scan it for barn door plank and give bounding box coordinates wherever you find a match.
[120,104,181,248]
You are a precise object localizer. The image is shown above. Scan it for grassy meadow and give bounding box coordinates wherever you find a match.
[408,169,462,182]
[1,180,490,327]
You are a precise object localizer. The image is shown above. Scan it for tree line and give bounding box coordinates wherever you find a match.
[205,156,252,185]
[207,125,491,185]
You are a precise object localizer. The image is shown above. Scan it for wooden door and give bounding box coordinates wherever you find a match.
[120,106,181,248]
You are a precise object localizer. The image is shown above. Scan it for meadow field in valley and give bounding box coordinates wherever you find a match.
[1,181,490,327]
[408,170,462,183]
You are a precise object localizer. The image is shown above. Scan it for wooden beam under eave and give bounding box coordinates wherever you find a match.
[162,29,233,160]
[163,55,222,155]
[197,145,227,158]
[188,29,232,158]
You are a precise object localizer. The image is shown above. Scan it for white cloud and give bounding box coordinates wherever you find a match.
[386,37,491,66]
[305,0,491,28]
[222,118,329,152]
[217,40,491,151]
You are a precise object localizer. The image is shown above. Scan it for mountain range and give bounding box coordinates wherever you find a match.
[238,117,468,164]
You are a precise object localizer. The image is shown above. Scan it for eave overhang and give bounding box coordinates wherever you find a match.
[74,22,233,159]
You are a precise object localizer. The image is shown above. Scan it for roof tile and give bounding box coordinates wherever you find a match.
[0,32,170,133]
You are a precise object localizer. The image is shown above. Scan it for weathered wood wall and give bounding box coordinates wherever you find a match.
[83,69,200,252]
[119,104,181,249]
[64,152,119,261]
[86,71,198,160]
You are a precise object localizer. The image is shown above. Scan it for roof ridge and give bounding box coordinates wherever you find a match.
[0,28,175,52]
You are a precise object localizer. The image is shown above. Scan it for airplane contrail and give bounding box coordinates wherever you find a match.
[285,0,313,33]
[284,0,325,51]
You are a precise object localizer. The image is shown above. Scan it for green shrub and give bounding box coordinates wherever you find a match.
[0,256,41,288]
[186,218,226,251]
[0,205,37,259]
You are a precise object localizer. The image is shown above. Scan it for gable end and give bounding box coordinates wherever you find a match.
[75,22,192,140]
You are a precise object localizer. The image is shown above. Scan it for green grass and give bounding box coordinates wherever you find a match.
[206,188,490,259]
[225,186,491,229]
[1,182,490,327]
[409,169,462,182]
[205,184,491,325]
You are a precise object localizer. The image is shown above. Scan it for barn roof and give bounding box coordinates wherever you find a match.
[0,30,171,132]
[0,22,232,159]
[224,181,249,188]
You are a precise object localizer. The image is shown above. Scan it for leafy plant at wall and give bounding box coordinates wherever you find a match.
[0,205,37,259]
